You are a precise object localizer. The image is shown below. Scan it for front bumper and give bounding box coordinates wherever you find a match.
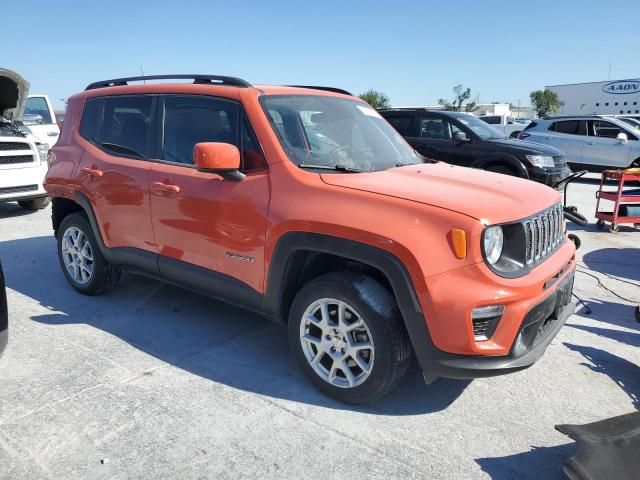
[420,272,575,379]
[404,240,576,380]
[530,165,572,189]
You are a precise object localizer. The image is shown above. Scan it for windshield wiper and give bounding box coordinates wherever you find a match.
[298,164,364,173]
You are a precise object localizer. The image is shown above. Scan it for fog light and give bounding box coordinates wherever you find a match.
[472,305,505,341]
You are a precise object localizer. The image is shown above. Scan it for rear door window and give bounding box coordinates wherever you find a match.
[162,95,240,165]
[550,120,587,136]
[102,96,154,158]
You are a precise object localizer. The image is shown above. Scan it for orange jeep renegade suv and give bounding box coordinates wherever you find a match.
[45,75,576,403]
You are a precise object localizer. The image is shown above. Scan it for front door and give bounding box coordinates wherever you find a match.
[582,120,633,168]
[149,94,270,300]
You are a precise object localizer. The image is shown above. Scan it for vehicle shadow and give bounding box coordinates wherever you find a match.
[582,248,640,282]
[572,296,640,329]
[0,202,37,219]
[563,342,639,409]
[0,235,470,415]
[475,443,575,480]
[566,322,640,348]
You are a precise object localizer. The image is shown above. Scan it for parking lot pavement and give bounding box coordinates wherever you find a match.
[0,176,638,480]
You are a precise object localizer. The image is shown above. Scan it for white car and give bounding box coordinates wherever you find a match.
[518,115,640,170]
[23,94,60,145]
[0,69,50,210]
[479,115,530,139]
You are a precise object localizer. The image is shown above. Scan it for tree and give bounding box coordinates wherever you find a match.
[529,89,560,117]
[358,89,391,110]
[438,85,478,112]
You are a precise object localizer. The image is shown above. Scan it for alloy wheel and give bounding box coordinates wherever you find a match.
[61,226,94,285]
[299,298,375,388]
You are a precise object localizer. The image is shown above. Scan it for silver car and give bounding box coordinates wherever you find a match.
[519,116,640,170]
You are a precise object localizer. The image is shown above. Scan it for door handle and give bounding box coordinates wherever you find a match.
[152,181,181,194]
[586,141,595,145]
[81,167,104,177]
[47,132,58,136]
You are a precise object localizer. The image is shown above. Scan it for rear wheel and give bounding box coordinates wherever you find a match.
[288,272,412,404]
[18,197,50,210]
[57,213,121,295]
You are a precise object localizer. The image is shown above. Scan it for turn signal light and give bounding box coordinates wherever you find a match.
[450,228,467,259]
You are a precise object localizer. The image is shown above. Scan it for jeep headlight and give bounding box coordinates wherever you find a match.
[483,226,504,265]
[36,143,49,164]
[525,155,554,168]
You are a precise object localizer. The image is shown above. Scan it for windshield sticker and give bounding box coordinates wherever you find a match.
[356,105,382,118]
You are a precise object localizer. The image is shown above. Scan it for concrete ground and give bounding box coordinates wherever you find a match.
[0,173,638,479]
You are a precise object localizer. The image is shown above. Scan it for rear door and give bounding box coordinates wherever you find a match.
[24,95,60,146]
[149,94,270,299]
[76,95,156,256]
[542,120,587,164]
[582,120,633,168]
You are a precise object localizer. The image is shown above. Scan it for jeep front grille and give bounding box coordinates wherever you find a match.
[0,142,30,151]
[0,154,35,165]
[0,185,38,195]
[524,204,564,265]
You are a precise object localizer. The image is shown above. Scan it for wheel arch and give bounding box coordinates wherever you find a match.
[473,154,529,178]
[263,232,425,328]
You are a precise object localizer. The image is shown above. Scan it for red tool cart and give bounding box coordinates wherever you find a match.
[595,169,640,232]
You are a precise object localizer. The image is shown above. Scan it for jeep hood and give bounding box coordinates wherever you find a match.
[0,69,29,122]
[321,162,561,224]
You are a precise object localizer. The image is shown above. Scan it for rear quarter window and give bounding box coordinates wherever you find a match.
[79,98,103,144]
[523,121,537,130]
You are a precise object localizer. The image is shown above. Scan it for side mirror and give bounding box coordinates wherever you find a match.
[453,131,470,143]
[617,132,628,144]
[193,142,245,181]
[23,113,44,125]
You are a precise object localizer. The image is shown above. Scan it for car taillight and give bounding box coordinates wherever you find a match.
[518,132,531,140]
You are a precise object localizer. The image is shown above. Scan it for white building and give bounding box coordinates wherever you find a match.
[546,78,640,116]
[399,103,536,119]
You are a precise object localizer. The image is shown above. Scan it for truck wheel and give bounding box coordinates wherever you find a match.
[57,213,121,295]
[18,197,50,210]
[288,272,412,404]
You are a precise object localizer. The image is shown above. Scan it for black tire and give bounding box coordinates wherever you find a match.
[18,197,50,210]
[57,213,121,295]
[486,164,517,177]
[596,219,606,230]
[288,271,412,404]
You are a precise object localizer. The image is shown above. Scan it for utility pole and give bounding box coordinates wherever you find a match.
[608,62,612,81]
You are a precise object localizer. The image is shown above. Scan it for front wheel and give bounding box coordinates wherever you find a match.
[18,197,50,210]
[288,272,412,404]
[57,213,121,295]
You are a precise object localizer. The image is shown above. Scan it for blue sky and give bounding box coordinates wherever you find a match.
[6,1,640,109]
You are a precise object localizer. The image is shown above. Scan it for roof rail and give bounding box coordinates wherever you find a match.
[287,85,353,96]
[85,74,251,91]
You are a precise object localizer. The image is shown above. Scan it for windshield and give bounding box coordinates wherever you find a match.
[261,95,422,172]
[617,117,640,132]
[456,115,506,140]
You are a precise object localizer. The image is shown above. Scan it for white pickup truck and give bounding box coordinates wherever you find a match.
[0,69,50,210]
[479,115,530,139]
[23,94,60,146]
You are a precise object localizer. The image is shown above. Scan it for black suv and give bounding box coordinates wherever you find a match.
[380,109,571,188]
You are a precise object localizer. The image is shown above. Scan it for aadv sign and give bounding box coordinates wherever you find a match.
[602,80,640,95]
